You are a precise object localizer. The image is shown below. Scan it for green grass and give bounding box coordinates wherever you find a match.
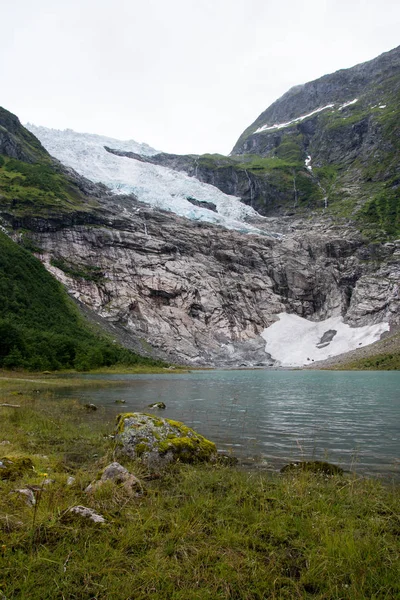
[332,350,400,371]
[343,353,400,370]
[0,387,399,599]
[0,231,165,371]
[0,155,92,218]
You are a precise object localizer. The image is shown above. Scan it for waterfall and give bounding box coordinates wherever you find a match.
[244,170,254,206]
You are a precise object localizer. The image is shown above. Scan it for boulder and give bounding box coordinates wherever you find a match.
[116,413,217,468]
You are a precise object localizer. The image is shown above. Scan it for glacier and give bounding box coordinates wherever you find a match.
[26,125,271,235]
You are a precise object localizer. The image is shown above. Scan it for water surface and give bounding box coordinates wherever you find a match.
[56,370,400,478]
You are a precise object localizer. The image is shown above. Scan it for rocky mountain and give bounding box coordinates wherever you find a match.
[1,46,399,367]
[106,46,399,239]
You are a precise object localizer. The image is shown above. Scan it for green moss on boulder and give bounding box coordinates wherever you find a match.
[115,413,217,468]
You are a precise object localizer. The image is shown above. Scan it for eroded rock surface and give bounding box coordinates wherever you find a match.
[20,198,399,366]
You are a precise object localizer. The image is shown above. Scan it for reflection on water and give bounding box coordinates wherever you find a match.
[55,370,400,478]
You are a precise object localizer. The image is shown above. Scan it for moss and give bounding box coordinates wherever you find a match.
[0,456,34,480]
[157,435,216,463]
[115,413,137,433]
[50,257,105,283]
[135,442,150,457]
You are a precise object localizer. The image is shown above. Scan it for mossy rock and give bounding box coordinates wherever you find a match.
[280,461,344,476]
[115,413,217,468]
[0,456,34,480]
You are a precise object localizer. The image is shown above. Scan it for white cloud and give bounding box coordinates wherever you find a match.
[1,0,400,154]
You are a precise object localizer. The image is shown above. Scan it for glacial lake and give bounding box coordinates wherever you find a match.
[57,370,400,479]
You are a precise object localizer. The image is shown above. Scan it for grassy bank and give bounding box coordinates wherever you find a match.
[310,331,400,371]
[1,384,399,599]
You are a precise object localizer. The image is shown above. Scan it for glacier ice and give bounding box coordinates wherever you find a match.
[26,125,270,236]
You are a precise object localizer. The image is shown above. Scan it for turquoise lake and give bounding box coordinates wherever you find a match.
[57,370,400,478]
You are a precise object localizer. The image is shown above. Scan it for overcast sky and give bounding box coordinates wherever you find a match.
[1,0,399,154]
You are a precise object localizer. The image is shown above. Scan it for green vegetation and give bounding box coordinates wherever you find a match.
[236,154,302,172]
[343,352,400,370]
[0,231,164,371]
[1,387,399,599]
[358,187,400,239]
[50,256,105,283]
[321,332,400,371]
[0,155,93,218]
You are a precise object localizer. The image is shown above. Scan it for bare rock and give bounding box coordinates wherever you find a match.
[148,402,166,409]
[85,461,141,494]
[11,488,36,506]
[66,505,106,524]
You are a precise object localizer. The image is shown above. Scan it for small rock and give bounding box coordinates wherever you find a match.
[114,399,126,404]
[42,478,55,486]
[66,476,76,486]
[11,488,36,506]
[85,461,142,494]
[0,441,11,446]
[67,505,105,524]
[217,453,239,466]
[83,403,97,411]
[148,402,166,409]
[280,461,343,476]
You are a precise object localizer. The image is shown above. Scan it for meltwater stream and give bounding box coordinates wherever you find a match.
[56,370,400,479]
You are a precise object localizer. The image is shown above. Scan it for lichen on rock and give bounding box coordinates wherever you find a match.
[115,412,217,468]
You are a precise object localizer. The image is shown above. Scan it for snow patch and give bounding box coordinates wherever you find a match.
[254,99,360,135]
[379,105,387,109]
[261,313,389,367]
[254,104,335,134]
[26,125,273,236]
[305,155,312,172]
[338,98,358,110]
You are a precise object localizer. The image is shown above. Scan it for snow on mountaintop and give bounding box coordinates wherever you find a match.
[253,99,359,134]
[26,125,270,236]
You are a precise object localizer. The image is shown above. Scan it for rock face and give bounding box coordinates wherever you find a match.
[116,413,217,468]
[19,196,399,365]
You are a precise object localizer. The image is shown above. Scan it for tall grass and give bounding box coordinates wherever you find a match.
[1,383,399,599]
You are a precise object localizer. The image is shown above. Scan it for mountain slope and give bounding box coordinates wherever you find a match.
[229,46,400,235]
[0,231,163,370]
[121,47,399,234]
